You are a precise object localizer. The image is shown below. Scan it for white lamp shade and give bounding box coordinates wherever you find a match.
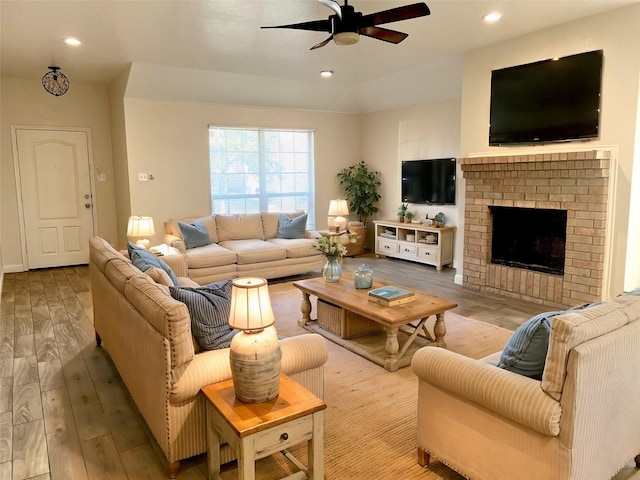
[228,277,275,331]
[127,216,155,237]
[328,199,349,216]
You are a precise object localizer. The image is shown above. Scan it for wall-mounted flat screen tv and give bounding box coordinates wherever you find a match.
[401,158,456,205]
[489,49,603,146]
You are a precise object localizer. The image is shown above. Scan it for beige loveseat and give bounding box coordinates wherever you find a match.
[164,211,324,285]
[89,236,328,478]
[412,292,640,480]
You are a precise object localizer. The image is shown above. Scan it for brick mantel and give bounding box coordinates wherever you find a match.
[459,150,610,306]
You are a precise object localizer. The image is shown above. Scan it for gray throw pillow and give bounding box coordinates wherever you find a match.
[128,242,179,286]
[178,220,212,249]
[277,213,307,239]
[169,281,239,350]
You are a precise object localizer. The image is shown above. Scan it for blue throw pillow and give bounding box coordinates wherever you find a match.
[128,242,179,286]
[497,302,601,379]
[497,311,560,380]
[178,220,212,249]
[277,213,307,239]
[169,281,239,350]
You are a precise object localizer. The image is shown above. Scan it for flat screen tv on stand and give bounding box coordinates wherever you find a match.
[489,49,603,146]
[401,158,456,205]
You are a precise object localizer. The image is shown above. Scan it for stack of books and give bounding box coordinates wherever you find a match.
[368,286,416,307]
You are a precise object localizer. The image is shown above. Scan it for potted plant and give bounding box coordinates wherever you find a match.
[397,203,408,222]
[337,161,382,226]
[405,211,414,223]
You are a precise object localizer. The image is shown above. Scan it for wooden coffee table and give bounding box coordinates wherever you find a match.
[293,272,457,371]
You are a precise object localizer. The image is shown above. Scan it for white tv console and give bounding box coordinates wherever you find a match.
[374,220,455,272]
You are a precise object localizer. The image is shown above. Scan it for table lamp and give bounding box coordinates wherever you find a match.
[127,215,155,249]
[228,277,282,403]
[327,199,349,233]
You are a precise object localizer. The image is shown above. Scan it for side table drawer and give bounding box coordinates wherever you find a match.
[377,239,399,254]
[253,415,313,459]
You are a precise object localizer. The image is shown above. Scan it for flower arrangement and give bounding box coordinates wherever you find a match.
[312,235,352,258]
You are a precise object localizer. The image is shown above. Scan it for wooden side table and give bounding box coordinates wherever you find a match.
[201,374,326,480]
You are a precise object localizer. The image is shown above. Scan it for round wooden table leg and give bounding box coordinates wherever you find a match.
[433,312,447,348]
[298,292,312,327]
[384,326,400,371]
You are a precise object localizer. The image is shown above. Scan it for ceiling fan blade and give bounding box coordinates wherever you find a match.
[360,2,430,28]
[261,19,330,32]
[310,35,334,50]
[318,0,342,19]
[359,26,408,44]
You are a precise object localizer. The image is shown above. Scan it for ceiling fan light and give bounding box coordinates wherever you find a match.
[333,31,359,46]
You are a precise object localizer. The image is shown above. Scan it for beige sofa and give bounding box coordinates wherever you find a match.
[89,236,328,478]
[164,211,324,284]
[412,292,640,480]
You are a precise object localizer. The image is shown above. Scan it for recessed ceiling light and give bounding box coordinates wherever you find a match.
[65,37,81,46]
[483,12,502,23]
[320,70,333,78]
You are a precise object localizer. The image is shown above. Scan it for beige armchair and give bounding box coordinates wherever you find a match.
[411,293,640,480]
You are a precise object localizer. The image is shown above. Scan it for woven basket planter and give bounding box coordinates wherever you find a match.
[345,224,366,256]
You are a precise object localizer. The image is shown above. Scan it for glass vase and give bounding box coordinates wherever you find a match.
[322,256,342,283]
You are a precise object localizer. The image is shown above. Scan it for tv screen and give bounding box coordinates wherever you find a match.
[401,158,456,205]
[489,50,603,146]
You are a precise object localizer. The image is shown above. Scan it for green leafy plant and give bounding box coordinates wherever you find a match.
[337,161,382,226]
[397,203,408,217]
[405,211,414,222]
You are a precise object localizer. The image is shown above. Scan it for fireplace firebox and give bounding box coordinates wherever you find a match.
[490,207,568,276]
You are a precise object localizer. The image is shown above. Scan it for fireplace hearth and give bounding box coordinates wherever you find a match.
[490,207,567,276]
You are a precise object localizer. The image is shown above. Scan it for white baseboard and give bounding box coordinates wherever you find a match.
[454,273,463,285]
[3,264,27,273]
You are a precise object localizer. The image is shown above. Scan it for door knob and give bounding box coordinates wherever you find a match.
[85,203,91,209]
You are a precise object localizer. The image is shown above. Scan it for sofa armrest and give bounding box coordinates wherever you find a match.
[306,230,322,239]
[411,347,561,436]
[164,233,187,253]
[170,334,328,402]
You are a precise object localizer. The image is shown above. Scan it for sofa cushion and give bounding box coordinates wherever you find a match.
[169,281,239,350]
[267,238,320,259]
[145,266,175,286]
[277,213,307,239]
[128,242,179,286]
[185,243,237,268]
[216,214,264,242]
[219,239,286,264]
[179,220,212,249]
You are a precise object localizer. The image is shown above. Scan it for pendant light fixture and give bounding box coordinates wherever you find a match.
[42,66,70,96]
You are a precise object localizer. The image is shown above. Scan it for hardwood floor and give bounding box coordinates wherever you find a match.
[0,259,556,479]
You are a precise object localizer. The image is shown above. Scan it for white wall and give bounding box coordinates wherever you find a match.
[459,4,640,296]
[121,98,361,247]
[0,77,118,270]
[360,98,462,260]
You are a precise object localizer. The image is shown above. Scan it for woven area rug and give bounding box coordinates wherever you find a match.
[217,281,513,480]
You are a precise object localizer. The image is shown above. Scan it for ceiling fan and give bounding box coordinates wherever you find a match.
[261,0,430,50]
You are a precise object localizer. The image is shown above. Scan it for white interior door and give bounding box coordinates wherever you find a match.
[14,128,95,269]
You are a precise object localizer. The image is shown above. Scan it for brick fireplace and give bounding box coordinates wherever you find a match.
[459,150,610,306]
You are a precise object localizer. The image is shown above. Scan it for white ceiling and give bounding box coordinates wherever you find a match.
[2,0,638,112]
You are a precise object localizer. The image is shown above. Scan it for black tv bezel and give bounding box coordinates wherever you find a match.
[489,49,603,146]
[401,158,457,206]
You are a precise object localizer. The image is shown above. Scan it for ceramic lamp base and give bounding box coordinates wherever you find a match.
[229,329,282,403]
